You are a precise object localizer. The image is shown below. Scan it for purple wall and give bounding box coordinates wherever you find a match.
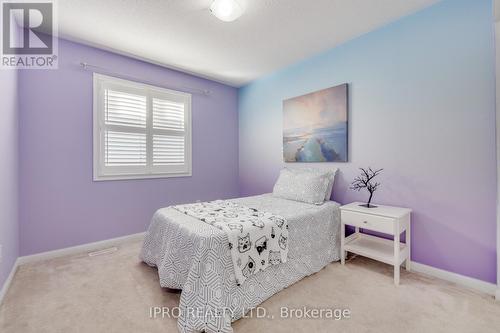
[19,38,239,256]
[0,68,19,289]
[238,0,497,283]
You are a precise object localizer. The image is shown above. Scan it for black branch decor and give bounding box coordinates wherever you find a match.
[350,167,383,208]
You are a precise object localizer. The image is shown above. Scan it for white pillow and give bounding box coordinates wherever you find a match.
[287,167,337,201]
[272,168,330,205]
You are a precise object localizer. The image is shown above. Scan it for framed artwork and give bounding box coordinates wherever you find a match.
[283,83,348,162]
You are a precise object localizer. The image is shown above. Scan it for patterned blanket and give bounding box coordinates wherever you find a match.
[173,200,289,285]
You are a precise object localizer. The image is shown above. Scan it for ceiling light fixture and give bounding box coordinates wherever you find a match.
[210,0,244,22]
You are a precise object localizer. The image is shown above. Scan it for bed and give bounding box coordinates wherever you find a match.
[140,193,341,333]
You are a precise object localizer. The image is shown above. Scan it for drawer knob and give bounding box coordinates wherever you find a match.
[363,221,368,224]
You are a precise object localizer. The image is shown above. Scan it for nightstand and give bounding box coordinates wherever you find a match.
[340,202,411,285]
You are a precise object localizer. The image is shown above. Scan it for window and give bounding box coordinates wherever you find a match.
[93,74,192,180]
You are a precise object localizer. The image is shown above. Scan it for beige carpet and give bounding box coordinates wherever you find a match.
[1,239,500,333]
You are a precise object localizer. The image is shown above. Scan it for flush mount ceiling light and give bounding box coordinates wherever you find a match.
[210,0,244,22]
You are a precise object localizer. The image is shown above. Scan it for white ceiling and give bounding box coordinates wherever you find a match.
[58,0,440,87]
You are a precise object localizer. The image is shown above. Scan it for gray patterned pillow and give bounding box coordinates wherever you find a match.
[287,167,337,201]
[272,168,330,205]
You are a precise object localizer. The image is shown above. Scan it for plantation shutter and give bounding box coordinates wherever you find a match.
[104,90,148,167]
[104,131,147,166]
[105,90,147,128]
[94,74,192,180]
[152,98,186,166]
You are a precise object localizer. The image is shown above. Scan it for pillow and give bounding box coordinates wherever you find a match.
[287,167,337,201]
[272,168,330,205]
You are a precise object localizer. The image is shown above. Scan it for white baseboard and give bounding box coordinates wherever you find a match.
[411,261,497,296]
[17,232,146,266]
[1,232,146,306]
[0,259,20,306]
[3,233,499,305]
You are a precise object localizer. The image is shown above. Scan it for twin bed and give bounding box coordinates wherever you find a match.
[140,192,341,333]
[141,166,341,333]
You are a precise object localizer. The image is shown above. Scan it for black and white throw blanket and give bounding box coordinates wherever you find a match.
[173,200,288,285]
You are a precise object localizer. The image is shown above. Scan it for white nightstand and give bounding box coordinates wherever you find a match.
[340,202,411,285]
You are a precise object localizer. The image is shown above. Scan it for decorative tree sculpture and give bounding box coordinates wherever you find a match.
[350,167,383,208]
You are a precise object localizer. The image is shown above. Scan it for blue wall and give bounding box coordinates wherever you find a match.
[238,0,497,282]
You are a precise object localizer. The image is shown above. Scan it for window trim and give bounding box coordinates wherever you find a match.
[93,73,192,181]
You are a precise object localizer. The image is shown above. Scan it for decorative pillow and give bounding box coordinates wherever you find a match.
[272,168,330,205]
[288,167,337,201]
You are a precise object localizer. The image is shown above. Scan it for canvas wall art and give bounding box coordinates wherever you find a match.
[283,83,348,162]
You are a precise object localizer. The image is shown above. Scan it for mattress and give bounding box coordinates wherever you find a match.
[140,194,341,333]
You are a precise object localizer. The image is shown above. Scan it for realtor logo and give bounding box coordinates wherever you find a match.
[1,0,58,69]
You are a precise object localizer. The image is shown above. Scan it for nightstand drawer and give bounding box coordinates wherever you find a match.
[341,210,395,234]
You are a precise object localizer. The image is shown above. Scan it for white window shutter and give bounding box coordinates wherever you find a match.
[152,98,185,131]
[93,73,192,181]
[153,135,185,166]
[105,131,147,166]
[105,89,147,128]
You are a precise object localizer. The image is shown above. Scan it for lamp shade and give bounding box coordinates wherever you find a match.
[210,0,244,22]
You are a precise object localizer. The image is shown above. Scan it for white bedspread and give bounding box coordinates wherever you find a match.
[140,194,341,333]
[172,200,289,285]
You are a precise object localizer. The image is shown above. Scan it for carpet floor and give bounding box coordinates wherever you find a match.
[1,239,500,333]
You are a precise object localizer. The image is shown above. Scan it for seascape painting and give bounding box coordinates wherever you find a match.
[283,83,348,162]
